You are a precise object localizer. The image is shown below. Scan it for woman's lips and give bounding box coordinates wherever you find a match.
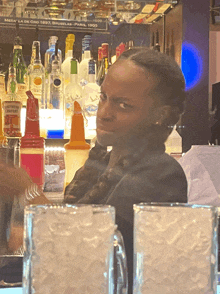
[96,122,116,133]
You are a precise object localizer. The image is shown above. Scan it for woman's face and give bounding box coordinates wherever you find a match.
[96,59,158,147]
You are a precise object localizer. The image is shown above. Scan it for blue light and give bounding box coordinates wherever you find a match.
[181,42,203,91]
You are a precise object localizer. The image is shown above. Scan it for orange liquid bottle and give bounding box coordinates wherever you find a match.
[64,101,90,188]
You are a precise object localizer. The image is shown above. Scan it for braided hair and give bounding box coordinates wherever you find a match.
[64,47,186,204]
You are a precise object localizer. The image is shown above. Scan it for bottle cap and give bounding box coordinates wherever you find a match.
[64,101,90,150]
[65,34,75,53]
[98,47,103,61]
[20,91,44,148]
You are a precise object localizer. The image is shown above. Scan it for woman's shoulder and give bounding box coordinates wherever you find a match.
[131,149,185,175]
[113,151,188,204]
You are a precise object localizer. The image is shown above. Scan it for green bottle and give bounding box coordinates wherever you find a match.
[13,36,27,106]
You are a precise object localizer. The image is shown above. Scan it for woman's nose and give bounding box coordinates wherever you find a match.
[97,100,115,120]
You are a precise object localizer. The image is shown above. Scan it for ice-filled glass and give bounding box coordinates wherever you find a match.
[133,203,218,294]
[23,204,127,294]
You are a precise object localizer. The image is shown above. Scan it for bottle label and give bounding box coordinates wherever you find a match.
[3,101,22,137]
[34,77,42,86]
[13,45,22,50]
[17,83,27,93]
[33,65,41,70]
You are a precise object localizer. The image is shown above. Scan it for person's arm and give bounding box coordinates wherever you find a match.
[0,163,51,253]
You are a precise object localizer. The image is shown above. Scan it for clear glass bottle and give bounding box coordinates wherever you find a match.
[78,35,92,86]
[83,59,100,139]
[44,36,62,75]
[44,36,62,110]
[27,41,37,90]
[47,41,64,139]
[64,56,82,139]
[29,41,45,109]
[13,36,27,106]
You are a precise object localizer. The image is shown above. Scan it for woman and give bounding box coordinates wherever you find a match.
[0,47,187,292]
[64,47,188,292]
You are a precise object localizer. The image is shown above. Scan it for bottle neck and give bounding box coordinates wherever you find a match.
[65,50,72,60]
[52,57,60,71]
[34,52,41,63]
[30,47,36,65]
[84,50,91,60]
[70,72,78,84]
[49,37,58,47]
[88,74,96,84]
[13,45,22,52]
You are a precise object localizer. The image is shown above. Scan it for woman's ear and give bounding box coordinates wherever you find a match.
[154,105,173,126]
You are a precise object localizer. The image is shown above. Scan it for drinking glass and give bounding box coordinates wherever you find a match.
[133,203,218,294]
[23,204,127,294]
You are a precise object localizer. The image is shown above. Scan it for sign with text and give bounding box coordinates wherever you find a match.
[0,16,108,31]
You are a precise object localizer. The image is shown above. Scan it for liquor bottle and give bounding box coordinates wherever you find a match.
[64,52,82,139]
[96,43,109,86]
[61,34,76,88]
[64,101,90,189]
[47,41,65,139]
[0,49,6,101]
[20,91,45,189]
[3,64,22,137]
[27,41,37,90]
[29,41,45,109]
[44,36,62,109]
[29,42,46,138]
[44,36,62,75]
[83,59,100,139]
[13,36,27,106]
[154,30,160,52]
[78,35,92,86]
[27,26,39,90]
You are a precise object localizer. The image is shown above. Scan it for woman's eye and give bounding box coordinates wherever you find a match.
[119,102,132,109]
